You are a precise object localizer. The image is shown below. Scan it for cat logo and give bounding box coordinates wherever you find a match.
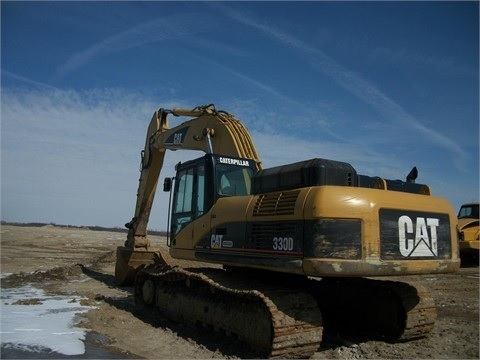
[173,133,183,145]
[211,234,223,249]
[398,215,439,257]
[165,127,188,146]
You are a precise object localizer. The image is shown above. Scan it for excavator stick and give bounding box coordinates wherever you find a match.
[115,246,163,286]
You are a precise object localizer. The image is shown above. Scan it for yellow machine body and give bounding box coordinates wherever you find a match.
[115,104,459,284]
[168,158,459,278]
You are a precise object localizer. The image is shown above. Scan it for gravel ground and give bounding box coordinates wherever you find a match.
[1,224,478,359]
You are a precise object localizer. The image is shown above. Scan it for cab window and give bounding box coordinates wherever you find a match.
[217,164,254,196]
[459,204,479,219]
[174,168,194,214]
[172,164,207,235]
[196,165,205,216]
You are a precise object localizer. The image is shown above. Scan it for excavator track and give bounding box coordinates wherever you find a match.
[135,265,436,358]
[135,266,323,358]
[313,277,437,341]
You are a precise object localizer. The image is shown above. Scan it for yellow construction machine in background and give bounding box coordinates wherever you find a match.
[457,202,479,263]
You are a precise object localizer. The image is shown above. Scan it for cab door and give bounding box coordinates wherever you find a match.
[192,162,213,248]
[170,156,213,252]
[170,165,195,245]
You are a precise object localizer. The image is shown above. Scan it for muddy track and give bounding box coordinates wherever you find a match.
[136,266,323,358]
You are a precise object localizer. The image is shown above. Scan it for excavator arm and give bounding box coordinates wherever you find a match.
[116,104,261,284]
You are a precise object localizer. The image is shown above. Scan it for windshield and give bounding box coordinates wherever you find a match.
[458,204,479,219]
[216,163,254,196]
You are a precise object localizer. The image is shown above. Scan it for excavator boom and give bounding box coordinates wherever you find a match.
[116,104,261,284]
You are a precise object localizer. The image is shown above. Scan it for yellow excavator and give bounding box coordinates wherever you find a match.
[116,104,459,358]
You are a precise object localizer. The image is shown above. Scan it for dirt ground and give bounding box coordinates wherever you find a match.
[1,224,478,359]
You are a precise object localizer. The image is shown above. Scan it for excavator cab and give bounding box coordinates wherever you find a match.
[165,153,256,245]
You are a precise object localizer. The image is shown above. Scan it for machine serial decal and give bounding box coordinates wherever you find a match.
[398,215,439,257]
[218,157,250,167]
[272,237,294,251]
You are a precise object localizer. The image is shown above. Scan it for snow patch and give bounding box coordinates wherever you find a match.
[0,285,94,355]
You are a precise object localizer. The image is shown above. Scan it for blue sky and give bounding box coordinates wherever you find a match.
[1,1,479,230]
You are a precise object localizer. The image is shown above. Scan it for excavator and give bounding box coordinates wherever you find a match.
[115,104,459,358]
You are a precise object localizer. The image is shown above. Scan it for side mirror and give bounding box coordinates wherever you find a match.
[163,177,172,192]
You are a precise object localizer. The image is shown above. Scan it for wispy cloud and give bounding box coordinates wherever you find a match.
[369,45,477,77]
[1,87,163,226]
[192,54,302,107]
[215,4,469,170]
[327,33,477,77]
[2,70,57,90]
[55,12,213,77]
[2,84,474,227]
[0,86,410,227]
[183,52,346,142]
